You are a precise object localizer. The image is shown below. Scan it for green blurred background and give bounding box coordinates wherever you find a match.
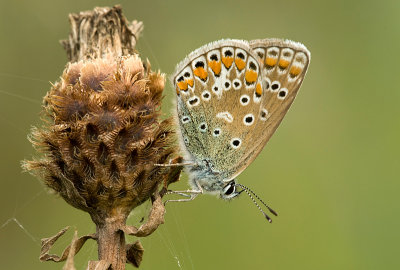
[1,0,399,269]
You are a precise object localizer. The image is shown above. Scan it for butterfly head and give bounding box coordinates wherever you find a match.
[220,179,241,200]
[220,180,278,222]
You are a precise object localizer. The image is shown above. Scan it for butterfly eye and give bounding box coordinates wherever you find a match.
[224,183,235,195]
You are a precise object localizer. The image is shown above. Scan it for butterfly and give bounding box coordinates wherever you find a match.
[169,39,310,221]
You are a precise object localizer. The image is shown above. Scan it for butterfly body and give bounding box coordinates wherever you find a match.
[172,39,310,200]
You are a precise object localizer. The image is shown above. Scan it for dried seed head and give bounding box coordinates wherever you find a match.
[23,54,178,218]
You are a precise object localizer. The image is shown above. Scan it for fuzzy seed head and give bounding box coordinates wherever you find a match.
[24,54,177,217]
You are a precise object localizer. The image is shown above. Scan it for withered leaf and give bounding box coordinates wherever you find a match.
[126,240,144,267]
[63,230,78,270]
[121,194,165,237]
[40,226,96,263]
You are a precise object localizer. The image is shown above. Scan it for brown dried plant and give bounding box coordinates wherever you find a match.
[22,6,182,270]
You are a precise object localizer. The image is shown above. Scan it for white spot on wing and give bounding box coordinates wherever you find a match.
[216,111,234,123]
[221,47,234,70]
[252,48,265,62]
[232,79,242,90]
[270,81,281,92]
[223,80,232,91]
[230,138,242,149]
[201,90,211,101]
[260,108,269,121]
[187,96,200,107]
[240,95,250,106]
[213,128,221,137]
[198,122,208,132]
[264,77,271,90]
[212,83,223,98]
[277,88,288,100]
[253,84,262,104]
[288,52,307,82]
[265,47,279,74]
[207,49,221,62]
[181,116,191,124]
[243,113,255,126]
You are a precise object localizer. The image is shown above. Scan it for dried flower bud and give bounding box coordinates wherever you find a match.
[23,53,177,220]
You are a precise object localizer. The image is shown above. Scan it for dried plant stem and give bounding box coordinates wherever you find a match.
[96,217,127,270]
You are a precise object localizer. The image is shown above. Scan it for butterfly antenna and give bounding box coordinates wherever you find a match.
[236,183,278,221]
[237,186,273,223]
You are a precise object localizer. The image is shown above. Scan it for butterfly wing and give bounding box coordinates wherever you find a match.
[232,39,311,171]
[172,39,266,181]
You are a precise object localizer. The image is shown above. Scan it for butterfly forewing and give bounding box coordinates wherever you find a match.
[172,40,265,180]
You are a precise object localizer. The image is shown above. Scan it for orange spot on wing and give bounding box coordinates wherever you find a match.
[265,58,277,67]
[245,70,258,84]
[278,59,290,69]
[289,66,302,76]
[235,58,246,71]
[222,56,233,69]
[193,67,208,81]
[187,79,194,87]
[256,83,262,96]
[177,81,188,91]
[176,86,180,95]
[208,60,221,75]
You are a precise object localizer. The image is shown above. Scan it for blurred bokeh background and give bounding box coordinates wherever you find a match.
[1,0,399,269]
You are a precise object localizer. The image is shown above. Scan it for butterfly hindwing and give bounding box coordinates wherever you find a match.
[234,39,311,164]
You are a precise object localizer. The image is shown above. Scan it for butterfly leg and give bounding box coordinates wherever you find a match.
[164,191,201,204]
[164,180,203,204]
[154,162,196,167]
[154,158,196,167]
